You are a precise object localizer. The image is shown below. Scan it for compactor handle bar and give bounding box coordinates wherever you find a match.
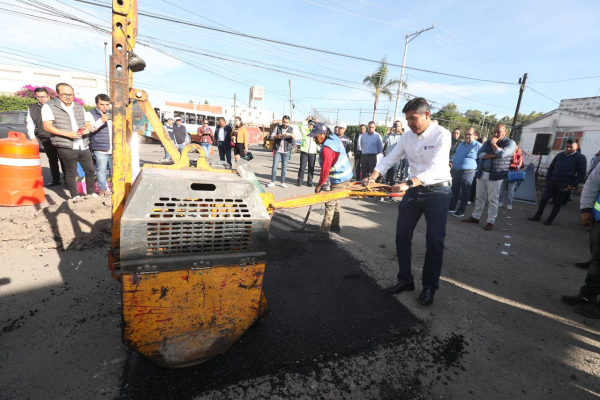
[267,182,404,212]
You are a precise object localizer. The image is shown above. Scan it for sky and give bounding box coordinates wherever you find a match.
[1,0,599,125]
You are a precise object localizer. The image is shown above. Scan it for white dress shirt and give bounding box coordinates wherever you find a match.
[375,122,451,185]
[87,109,113,154]
[42,102,93,150]
[25,105,40,139]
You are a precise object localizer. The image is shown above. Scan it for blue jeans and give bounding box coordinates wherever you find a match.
[399,158,410,181]
[449,169,476,214]
[163,145,171,160]
[395,186,451,290]
[177,143,186,154]
[93,151,112,191]
[271,151,291,183]
[217,141,232,166]
[200,143,211,157]
[499,178,517,205]
[385,162,401,185]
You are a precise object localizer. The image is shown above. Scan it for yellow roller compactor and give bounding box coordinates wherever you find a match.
[108,0,400,367]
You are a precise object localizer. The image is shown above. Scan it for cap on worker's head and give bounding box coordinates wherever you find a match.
[308,122,329,137]
[174,116,182,121]
[338,122,347,129]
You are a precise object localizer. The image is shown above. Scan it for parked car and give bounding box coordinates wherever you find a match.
[0,110,44,152]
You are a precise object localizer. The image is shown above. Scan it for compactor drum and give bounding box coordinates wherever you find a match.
[119,169,270,367]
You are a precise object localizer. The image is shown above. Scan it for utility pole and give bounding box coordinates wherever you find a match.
[289,79,293,122]
[233,93,237,119]
[511,73,528,136]
[103,42,109,94]
[393,24,435,122]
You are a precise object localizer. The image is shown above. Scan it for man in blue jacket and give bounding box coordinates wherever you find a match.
[529,138,587,225]
[215,117,233,166]
[449,127,482,217]
[463,123,516,231]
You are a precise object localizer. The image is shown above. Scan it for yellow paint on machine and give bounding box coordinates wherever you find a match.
[122,263,268,368]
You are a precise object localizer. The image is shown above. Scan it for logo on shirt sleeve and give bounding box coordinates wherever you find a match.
[423,145,435,150]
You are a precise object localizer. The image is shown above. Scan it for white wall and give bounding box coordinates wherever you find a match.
[520,111,600,174]
[221,105,273,126]
[0,64,107,105]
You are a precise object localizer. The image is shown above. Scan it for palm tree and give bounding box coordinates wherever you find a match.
[363,57,403,121]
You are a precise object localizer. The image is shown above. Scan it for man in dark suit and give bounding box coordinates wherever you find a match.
[215,117,232,166]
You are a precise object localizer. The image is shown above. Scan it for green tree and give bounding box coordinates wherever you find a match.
[204,100,209,105]
[431,102,469,132]
[363,57,401,121]
[189,99,194,103]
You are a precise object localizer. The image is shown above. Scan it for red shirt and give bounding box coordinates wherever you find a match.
[318,146,340,186]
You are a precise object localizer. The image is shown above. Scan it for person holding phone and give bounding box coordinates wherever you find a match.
[197,119,214,157]
[42,82,96,199]
[88,94,113,196]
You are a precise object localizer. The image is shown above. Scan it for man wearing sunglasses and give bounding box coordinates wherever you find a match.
[26,87,64,187]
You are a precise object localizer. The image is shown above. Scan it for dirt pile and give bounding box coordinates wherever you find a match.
[0,196,112,252]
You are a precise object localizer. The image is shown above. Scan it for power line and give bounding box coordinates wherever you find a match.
[528,75,600,84]
[525,86,560,104]
[73,0,520,85]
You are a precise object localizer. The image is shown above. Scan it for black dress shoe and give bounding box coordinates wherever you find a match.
[575,261,591,270]
[384,282,415,294]
[296,181,301,187]
[418,288,436,306]
[45,181,61,187]
[528,216,541,221]
[307,182,314,187]
[543,219,553,225]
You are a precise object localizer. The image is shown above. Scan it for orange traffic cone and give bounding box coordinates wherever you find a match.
[0,131,45,206]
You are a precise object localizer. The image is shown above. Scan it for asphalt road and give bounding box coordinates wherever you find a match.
[1,140,598,400]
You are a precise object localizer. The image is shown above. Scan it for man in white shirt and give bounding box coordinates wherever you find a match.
[42,83,96,199]
[364,97,451,306]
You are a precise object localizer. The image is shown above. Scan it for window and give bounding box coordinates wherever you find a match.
[0,112,21,124]
[207,116,216,126]
[197,114,206,123]
[174,111,185,121]
[186,113,196,125]
[33,73,61,84]
[0,69,22,81]
[72,77,97,88]
[553,131,584,151]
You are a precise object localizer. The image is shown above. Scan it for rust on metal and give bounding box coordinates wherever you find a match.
[122,264,268,368]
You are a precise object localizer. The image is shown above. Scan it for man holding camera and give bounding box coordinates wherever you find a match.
[88,94,113,196]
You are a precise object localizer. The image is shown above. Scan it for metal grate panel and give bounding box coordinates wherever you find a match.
[149,197,251,219]
[146,220,253,256]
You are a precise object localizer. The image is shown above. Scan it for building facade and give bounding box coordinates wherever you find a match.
[519,97,600,174]
[0,64,107,105]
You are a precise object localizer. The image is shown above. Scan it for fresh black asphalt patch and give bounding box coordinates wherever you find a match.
[120,215,426,399]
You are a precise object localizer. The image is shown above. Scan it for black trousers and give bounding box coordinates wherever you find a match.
[39,137,64,183]
[534,181,567,221]
[233,142,245,156]
[297,152,316,184]
[354,151,362,179]
[581,221,600,297]
[56,147,96,197]
[360,153,378,180]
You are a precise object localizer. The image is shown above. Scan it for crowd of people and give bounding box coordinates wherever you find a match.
[26,85,599,318]
[269,97,599,317]
[27,83,114,199]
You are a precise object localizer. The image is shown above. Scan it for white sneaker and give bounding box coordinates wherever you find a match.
[281,183,288,188]
[499,202,504,208]
[467,201,474,205]
[266,182,275,188]
[448,209,455,213]
[507,204,513,210]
